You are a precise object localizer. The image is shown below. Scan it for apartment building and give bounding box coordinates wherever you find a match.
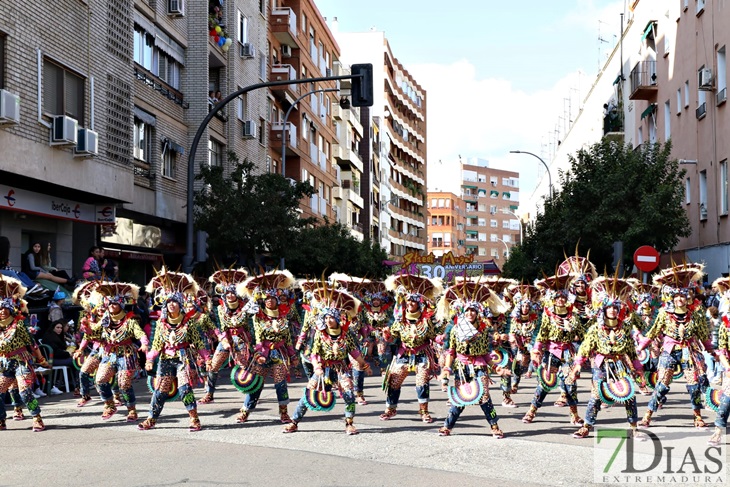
[0,0,270,282]
[329,26,428,259]
[461,159,520,263]
[527,0,730,280]
[267,0,340,222]
[426,192,466,258]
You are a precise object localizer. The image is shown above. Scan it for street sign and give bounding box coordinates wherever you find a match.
[633,245,660,272]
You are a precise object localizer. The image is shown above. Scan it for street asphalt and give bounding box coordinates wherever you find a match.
[1,370,727,487]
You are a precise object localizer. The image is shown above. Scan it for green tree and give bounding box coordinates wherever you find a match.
[193,152,315,267]
[502,140,689,281]
[286,221,389,278]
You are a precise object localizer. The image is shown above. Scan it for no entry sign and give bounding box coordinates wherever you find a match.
[633,245,660,272]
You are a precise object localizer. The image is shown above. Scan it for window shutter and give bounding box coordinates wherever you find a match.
[43,62,63,115]
[65,71,85,125]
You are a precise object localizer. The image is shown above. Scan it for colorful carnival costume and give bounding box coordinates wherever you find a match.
[708,276,730,446]
[185,287,218,358]
[437,280,509,438]
[628,283,660,395]
[236,270,298,424]
[570,276,645,439]
[522,274,587,426]
[199,268,250,404]
[637,264,713,428]
[0,276,49,432]
[380,274,443,423]
[508,284,541,395]
[139,269,208,431]
[483,277,518,407]
[295,280,319,379]
[284,285,369,434]
[91,282,149,422]
[329,273,394,405]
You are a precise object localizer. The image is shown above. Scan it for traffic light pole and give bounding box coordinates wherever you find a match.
[183,68,372,273]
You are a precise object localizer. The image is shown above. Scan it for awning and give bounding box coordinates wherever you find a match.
[641,21,656,41]
[502,192,511,198]
[133,106,156,126]
[640,103,657,120]
[462,184,477,189]
[490,190,499,197]
[509,205,519,211]
[168,140,185,155]
[613,74,622,85]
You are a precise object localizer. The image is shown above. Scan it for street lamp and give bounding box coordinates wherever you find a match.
[510,150,553,199]
[281,87,339,179]
[495,237,511,259]
[500,208,523,245]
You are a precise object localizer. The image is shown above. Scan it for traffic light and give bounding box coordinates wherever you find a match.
[350,64,374,107]
[195,230,209,263]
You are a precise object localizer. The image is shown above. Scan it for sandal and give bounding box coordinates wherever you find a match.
[32,416,45,432]
[438,427,451,436]
[572,424,592,439]
[189,417,202,432]
[419,410,434,424]
[355,394,368,406]
[345,419,358,435]
[101,402,118,420]
[198,393,214,404]
[501,397,517,408]
[126,409,138,422]
[76,395,92,408]
[283,422,298,433]
[491,425,504,439]
[13,407,25,421]
[137,418,156,430]
[379,408,397,421]
[554,399,568,407]
[236,410,250,424]
[694,416,709,430]
[708,428,723,447]
[522,406,537,424]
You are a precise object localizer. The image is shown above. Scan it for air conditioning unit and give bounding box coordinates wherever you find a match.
[281,45,292,58]
[168,0,185,16]
[0,89,20,124]
[50,115,78,146]
[700,68,713,89]
[240,43,255,58]
[242,119,256,138]
[74,128,98,157]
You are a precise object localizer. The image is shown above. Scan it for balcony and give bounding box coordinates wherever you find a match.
[629,61,658,100]
[333,133,364,173]
[270,122,300,156]
[333,181,364,208]
[271,8,298,47]
[270,64,298,105]
[603,110,624,141]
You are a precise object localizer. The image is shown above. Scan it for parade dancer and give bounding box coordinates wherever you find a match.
[638,264,714,428]
[484,277,518,407]
[437,280,509,438]
[139,270,207,431]
[708,276,730,446]
[354,284,393,404]
[0,276,49,432]
[237,270,298,424]
[508,284,541,395]
[629,283,660,395]
[199,268,250,404]
[522,274,587,425]
[380,274,443,423]
[284,285,370,434]
[569,276,645,439]
[91,282,149,422]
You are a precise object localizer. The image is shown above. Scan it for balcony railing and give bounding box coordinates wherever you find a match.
[271,7,298,47]
[603,111,623,137]
[629,61,658,100]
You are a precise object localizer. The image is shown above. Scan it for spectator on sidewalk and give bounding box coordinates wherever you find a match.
[48,289,66,324]
[81,246,103,281]
[22,243,72,286]
[42,320,79,394]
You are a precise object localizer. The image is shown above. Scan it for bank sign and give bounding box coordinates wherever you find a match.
[396,251,487,282]
[0,185,115,224]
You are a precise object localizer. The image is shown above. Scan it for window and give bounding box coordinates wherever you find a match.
[718,47,727,102]
[445,199,451,208]
[208,138,223,167]
[444,233,451,246]
[684,80,690,107]
[478,247,487,257]
[698,66,707,113]
[490,248,498,258]
[134,25,182,90]
[721,160,729,215]
[301,12,307,34]
[664,100,671,140]
[637,126,644,146]
[502,220,509,229]
[685,177,691,205]
[133,117,153,163]
[503,234,511,243]
[490,176,497,186]
[237,11,249,45]
[697,0,705,15]
[438,198,445,208]
[134,26,154,71]
[258,117,265,144]
[648,115,657,144]
[237,92,247,121]
[259,51,266,80]
[430,198,437,208]
[699,170,708,219]
[259,0,265,15]
[676,88,682,114]
[162,143,177,179]
[43,60,85,125]
[490,234,497,242]
[490,219,497,228]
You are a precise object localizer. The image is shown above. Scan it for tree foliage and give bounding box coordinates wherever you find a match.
[286,221,389,279]
[502,140,689,281]
[193,153,315,267]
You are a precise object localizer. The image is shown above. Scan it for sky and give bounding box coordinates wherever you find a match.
[315,0,627,203]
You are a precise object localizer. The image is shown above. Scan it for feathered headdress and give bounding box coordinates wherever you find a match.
[305,282,361,330]
[238,270,296,315]
[146,266,199,308]
[0,275,27,316]
[209,267,249,297]
[712,276,730,295]
[437,280,506,322]
[72,280,102,311]
[535,273,573,305]
[590,276,636,311]
[558,247,598,284]
[384,274,443,305]
[90,282,139,308]
[653,262,704,300]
